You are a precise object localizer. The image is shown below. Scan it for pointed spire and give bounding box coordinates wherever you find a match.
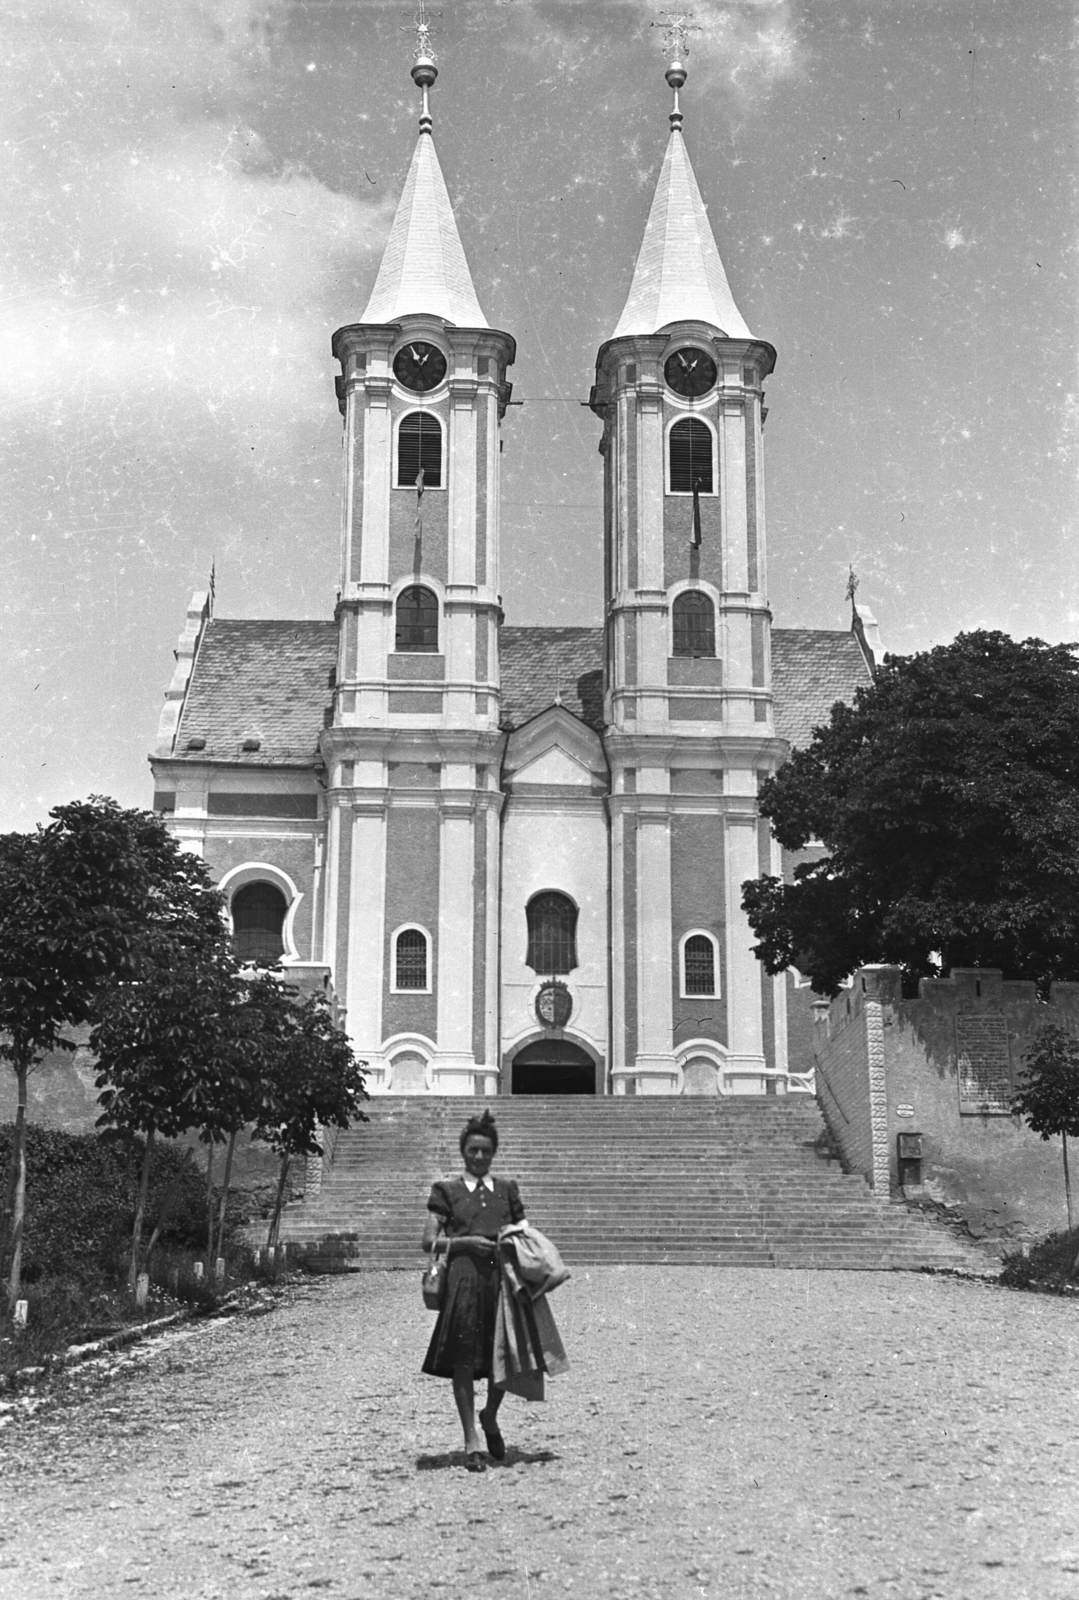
[612,45,753,341]
[359,30,488,328]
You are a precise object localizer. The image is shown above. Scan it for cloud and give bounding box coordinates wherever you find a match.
[502,0,802,102]
[0,2,391,423]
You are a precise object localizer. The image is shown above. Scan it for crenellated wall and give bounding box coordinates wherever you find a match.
[814,966,1078,1244]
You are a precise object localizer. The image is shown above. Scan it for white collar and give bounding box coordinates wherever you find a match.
[462,1174,495,1192]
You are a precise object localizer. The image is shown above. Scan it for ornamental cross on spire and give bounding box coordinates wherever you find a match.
[654,10,695,62]
[652,10,698,130]
[405,3,440,133]
[411,2,437,63]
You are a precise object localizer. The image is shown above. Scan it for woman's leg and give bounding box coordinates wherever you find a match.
[478,1382,506,1459]
[452,1365,483,1455]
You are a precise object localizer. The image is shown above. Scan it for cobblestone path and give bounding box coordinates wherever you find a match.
[1,1269,1076,1600]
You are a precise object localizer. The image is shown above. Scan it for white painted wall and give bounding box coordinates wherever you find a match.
[499,801,609,1059]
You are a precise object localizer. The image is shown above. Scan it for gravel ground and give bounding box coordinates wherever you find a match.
[0,1268,1076,1600]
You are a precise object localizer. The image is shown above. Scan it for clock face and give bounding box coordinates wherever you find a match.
[664,347,717,398]
[393,341,447,393]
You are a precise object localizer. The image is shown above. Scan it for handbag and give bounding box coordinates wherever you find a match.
[421,1239,449,1310]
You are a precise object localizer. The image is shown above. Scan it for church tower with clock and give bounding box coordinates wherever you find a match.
[321,45,515,1093]
[150,38,875,1099]
[589,52,788,1093]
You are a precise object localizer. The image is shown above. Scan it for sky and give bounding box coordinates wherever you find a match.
[1,0,1075,832]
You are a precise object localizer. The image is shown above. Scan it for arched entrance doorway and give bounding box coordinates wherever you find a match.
[510,1040,597,1095]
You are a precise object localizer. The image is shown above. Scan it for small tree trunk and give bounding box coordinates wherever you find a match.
[214,1130,238,1270]
[128,1126,156,1292]
[1064,1132,1074,1231]
[144,1146,196,1265]
[267,1153,292,1249]
[205,1142,217,1272]
[6,1057,29,1308]
[0,1080,20,1274]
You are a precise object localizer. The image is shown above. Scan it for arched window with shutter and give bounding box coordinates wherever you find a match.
[397,411,442,488]
[392,926,431,992]
[672,590,716,658]
[680,931,720,998]
[668,418,714,494]
[395,585,438,652]
[232,882,288,966]
[525,892,578,975]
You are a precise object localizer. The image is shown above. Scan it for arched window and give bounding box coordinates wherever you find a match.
[669,418,713,494]
[397,411,442,488]
[672,590,716,658]
[526,892,578,975]
[681,932,719,998]
[232,882,287,966]
[393,927,430,992]
[395,585,438,652]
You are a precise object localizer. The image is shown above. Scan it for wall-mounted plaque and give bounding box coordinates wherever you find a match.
[956,1013,1012,1114]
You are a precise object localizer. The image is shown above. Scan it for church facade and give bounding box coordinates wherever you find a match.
[150,51,875,1098]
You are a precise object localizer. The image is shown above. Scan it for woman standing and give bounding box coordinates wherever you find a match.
[421,1110,524,1471]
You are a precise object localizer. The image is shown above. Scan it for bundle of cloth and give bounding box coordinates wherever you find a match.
[493,1221,571,1401]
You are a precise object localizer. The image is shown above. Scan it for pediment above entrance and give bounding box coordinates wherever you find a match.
[502,706,608,794]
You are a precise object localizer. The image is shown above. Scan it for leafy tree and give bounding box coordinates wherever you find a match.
[742,632,1079,997]
[91,931,247,1289]
[243,976,368,1247]
[1012,1024,1079,1234]
[0,799,224,1305]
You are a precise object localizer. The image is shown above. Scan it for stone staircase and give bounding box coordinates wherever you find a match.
[276,1097,987,1272]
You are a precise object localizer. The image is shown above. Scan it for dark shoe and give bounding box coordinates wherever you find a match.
[479,1409,505,1461]
[465,1450,487,1473]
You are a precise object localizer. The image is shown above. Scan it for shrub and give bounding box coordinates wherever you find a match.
[1000,1227,1079,1290]
[0,1126,206,1283]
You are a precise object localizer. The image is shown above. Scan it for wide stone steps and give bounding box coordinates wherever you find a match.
[276,1097,983,1272]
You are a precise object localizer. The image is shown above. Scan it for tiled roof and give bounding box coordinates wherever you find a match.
[173,619,336,764]
[166,618,865,760]
[499,627,605,732]
[771,629,872,749]
[360,132,487,328]
[613,129,754,341]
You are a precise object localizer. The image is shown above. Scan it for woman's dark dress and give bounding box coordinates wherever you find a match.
[422,1175,525,1379]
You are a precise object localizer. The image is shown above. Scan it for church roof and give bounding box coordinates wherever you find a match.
[770,629,873,749]
[162,618,869,761]
[360,131,488,328]
[499,628,605,731]
[612,129,754,341]
[172,619,335,764]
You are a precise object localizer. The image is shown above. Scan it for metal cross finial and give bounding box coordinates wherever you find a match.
[654,10,694,62]
[412,2,437,63]
[653,11,697,130]
[404,4,440,132]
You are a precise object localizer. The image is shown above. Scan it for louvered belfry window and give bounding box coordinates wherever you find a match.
[683,934,716,996]
[232,882,287,966]
[669,418,713,494]
[395,928,428,990]
[672,590,716,658]
[395,585,438,652]
[397,411,442,488]
[526,892,578,975]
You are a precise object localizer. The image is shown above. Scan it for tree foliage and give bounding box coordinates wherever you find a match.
[1012,1024,1079,1232]
[241,975,368,1245]
[1012,1025,1079,1141]
[742,631,1079,996]
[0,799,229,1303]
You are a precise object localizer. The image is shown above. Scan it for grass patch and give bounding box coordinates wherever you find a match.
[1000,1227,1079,1291]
